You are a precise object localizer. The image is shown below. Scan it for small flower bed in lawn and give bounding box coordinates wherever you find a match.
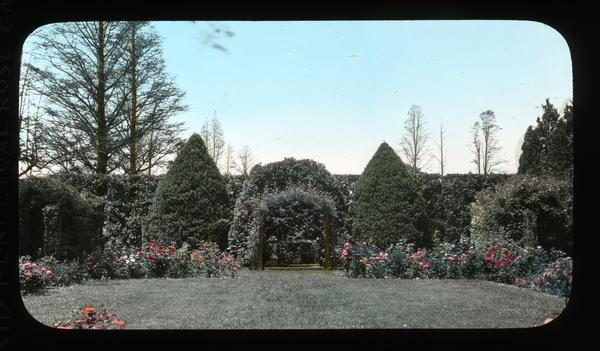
[54,304,126,329]
[339,239,572,298]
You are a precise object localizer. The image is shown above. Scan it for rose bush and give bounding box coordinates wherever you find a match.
[190,241,241,278]
[19,256,56,295]
[339,239,573,298]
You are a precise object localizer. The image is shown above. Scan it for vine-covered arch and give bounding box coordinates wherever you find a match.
[228,158,346,269]
[255,188,336,269]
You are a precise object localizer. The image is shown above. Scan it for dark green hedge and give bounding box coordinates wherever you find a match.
[18,177,104,260]
[416,173,514,244]
[351,143,431,249]
[146,134,231,248]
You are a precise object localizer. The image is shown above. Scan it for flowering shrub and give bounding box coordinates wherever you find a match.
[164,242,194,278]
[36,256,88,287]
[54,304,126,329]
[84,239,136,279]
[340,241,391,278]
[190,241,240,278]
[19,256,56,295]
[338,239,572,298]
[81,240,239,280]
[517,257,573,298]
[481,241,523,283]
[408,249,432,278]
[137,241,177,278]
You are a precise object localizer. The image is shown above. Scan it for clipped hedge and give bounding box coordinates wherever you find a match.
[18,177,104,260]
[48,172,161,246]
[146,134,231,248]
[417,173,513,244]
[351,143,431,249]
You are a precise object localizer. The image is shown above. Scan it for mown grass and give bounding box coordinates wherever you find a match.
[21,269,566,329]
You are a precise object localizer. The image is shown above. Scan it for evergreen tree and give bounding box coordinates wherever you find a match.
[518,99,573,178]
[351,142,431,249]
[146,134,230,248]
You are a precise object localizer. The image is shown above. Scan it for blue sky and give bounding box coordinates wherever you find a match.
[152,20,572,175]
[26,20,572,175]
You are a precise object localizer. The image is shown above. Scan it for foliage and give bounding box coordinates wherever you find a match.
[332,174,360,243]
[518,99,573,179]
[19,256,56,295]
[34,256,89,287]
[470,174,573,254]
[257,187,336,266]
[340,241,391,278]
[49,172,161,246]
[417,173,512,243]
[81,239,239,280]
[527,257,572,298]
[146,134,231,248]
[228,158,345,265]
[190,241,241,278]
[54,304,126,329]
[137,241,177,277]
[18,176,104,260]
[339,239,572,298]
[480,241,522,283]
[351,142,431,249]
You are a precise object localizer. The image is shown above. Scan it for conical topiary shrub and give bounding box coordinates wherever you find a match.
[350,142,431,249]
[146,133,230,248]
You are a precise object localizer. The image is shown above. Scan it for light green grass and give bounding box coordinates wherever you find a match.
[21,269,566,329]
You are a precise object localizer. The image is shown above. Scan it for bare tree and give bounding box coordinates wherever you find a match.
[18,62,51,177]
[470,110,503,175]
[470,121,482,174]
[200,111,225,167]
[28,21,131,195]
[401,104,430,171]
[236,145,255,177]
[432,124,446,175]
[224,143,236,175]
[116,21,186,179]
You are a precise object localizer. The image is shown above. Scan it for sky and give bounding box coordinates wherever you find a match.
[26,20,573,175]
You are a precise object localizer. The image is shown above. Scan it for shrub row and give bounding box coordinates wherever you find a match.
[340,239,572,298]
[20,168,572,264]
[19,240,241,295]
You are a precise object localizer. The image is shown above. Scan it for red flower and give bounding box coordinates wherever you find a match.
[148,241,155,247]
[168,246,176,253]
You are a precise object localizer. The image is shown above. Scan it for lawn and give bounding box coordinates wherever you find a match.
[21,269,567,329]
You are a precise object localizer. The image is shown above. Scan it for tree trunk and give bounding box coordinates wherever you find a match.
[95,21,108,197]
[257,223,266,270]
[147,128,154,175]
[322,209,333,270]
[129,22,139,200]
